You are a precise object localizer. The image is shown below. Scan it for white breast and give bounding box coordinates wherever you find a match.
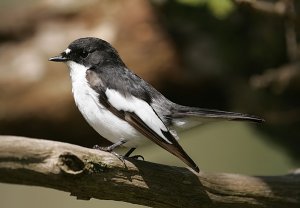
[66,61,146,147]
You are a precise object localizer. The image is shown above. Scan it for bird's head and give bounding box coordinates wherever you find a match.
[49,37,125,68]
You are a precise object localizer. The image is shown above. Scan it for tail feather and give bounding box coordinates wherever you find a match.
[175,106,264,122]
[170,105,264,130]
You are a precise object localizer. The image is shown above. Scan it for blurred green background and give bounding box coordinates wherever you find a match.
[0,0,299,207]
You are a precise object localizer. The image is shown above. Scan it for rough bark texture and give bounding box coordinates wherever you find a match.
[0,135,299,208]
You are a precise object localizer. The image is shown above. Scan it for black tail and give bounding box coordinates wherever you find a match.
[171,105,264,124]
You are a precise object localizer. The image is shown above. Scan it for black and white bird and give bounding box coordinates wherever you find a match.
[49,37,263,173]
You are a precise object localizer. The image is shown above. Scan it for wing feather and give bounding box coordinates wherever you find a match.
[86,69,199,172]
[124,110,199,172]
[102,89,199,172]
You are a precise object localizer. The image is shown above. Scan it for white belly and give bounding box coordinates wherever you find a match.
[68,61,146,147]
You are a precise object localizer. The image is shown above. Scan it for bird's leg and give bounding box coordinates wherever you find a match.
[93,140,126,152]
[93,141,144,161]
[124,148,144,160]
[124,148,136,157]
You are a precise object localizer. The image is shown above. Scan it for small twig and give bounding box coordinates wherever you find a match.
[250,62,300,92]
[234,0,289,16]
[283,0,299,62]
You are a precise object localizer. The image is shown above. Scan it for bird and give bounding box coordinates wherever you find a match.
[49,37,263,173]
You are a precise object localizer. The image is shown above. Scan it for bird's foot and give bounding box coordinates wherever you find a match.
[93,144,126,163]
[92,143,144,162]
[93,144,110,152]
[93,140,128,162]
[93,140,126,152]
[128,155,144,160]
[124,148,144,160]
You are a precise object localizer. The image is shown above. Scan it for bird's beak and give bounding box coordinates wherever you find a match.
[49,53,69,62]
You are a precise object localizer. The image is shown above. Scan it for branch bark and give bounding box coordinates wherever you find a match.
[0,135,299,208]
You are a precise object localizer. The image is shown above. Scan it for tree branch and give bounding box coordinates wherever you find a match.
[0,136,299,208]
[250,62,300,92]
[234,0,291,17]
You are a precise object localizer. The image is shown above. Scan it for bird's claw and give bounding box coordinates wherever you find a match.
[128,155,144,161]
[93,144,111,152]
[92,144,144,161]
[92,144,101,150]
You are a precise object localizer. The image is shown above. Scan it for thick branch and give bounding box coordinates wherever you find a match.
[0,136,299,208]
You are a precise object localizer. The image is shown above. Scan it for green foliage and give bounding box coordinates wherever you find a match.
[176,0,236,19]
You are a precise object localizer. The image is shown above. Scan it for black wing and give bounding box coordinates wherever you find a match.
[86,69,199,172]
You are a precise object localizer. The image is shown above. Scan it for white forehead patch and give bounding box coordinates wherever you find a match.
[65,48,71,54]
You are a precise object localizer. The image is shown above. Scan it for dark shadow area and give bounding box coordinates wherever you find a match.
[120,158,212,208]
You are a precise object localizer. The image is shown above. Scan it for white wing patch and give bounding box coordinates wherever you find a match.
[105,89,172,144]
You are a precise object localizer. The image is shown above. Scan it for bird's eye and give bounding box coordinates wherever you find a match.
[80,50,88,58]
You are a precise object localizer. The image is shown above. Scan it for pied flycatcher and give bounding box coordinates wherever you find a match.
[49,37,263,172]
